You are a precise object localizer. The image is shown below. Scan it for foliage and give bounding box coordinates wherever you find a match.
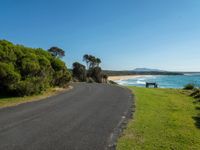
[183,83,195,90]
[0,40,71,96]
[88,67,102,83]
[190,89,200,103]
[72,62,86,82]
[83,54,101,69]
[52,70,71,87]
[73,54,107,83]
[83,54,90,69]
[0,62,21,89]
[48,46,65,58]
[82,54,107,83]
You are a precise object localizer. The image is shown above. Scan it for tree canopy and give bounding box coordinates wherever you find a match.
[83,54,101,69]
[48,46,65,58]
[72,54,107,83]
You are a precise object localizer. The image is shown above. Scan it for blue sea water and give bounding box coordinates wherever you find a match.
[116,74,200,88]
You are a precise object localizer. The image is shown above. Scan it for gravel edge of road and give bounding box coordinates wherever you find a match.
[106,85,135,150]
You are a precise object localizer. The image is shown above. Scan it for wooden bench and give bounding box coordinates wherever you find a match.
[146,82,158,88]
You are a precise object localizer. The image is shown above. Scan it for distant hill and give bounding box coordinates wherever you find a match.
[103,69,183,76]
[133,68,166,72]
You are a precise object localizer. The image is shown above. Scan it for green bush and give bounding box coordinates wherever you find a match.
[13,80,35,96]
[52,70,71,87]
[183,84,195,90]
[12,77,50,96]
[21,57,41,77]
[51,58,66,71]
[0,40,71,96]
[0,62,21,88]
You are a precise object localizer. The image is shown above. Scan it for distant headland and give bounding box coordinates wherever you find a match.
[103,68,184,76]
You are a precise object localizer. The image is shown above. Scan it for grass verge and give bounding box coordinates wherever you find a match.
[0,86,72,108]
[117,87,200,150]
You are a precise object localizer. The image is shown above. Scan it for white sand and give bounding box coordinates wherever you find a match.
[108,75,143,81]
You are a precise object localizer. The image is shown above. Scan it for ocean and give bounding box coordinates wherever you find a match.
[116,74,200,88]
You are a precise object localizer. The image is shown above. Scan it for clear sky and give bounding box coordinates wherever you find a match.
[1,0,200,71]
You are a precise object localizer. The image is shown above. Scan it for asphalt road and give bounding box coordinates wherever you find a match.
[0,83,133,150]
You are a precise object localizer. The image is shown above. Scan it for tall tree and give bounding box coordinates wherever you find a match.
[96,58,101,67]
[88,55,96,68]
[48,47,65,58]
[83,54,89,69]
[83,54,102,68]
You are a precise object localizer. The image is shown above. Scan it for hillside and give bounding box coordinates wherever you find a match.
[102,70,183,76]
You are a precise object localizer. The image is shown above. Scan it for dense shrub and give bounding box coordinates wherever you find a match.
[52,70,71,86]
[0,62,21,91]
[72,62,86,82]
[13,80,36,96]
[189,89,200,103]
[183,84,195,90]
[88,67,102,83]
[0,40,71,96]
[72,54,106,83]
[190,89,200,97]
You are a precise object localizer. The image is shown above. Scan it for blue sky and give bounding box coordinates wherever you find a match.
[1,0,200,71]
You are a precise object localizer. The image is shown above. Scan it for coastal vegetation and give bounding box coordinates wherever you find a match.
[184,83,195,90]
[117,87,200,150]
[190,89,200,103]
[72,54,108,83]
[0,40,71,97]
[0,39,109,99]
[72,62,87,82]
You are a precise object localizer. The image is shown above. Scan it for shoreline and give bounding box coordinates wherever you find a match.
[108,75,144,81]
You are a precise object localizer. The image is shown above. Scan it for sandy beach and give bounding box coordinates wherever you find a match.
[108,75,143,81]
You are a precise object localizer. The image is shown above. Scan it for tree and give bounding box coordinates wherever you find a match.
[82,54,105,83]
[83,54,102,69]
[48,46,65,58]
[89,66,102,83]
[96,58,101,67]
[72,62,86,81]
[88,55,97,68]
[83,54,89,69]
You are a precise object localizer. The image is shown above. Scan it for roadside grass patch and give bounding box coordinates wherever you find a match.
[0,87,71,108]
[117,87,200,150]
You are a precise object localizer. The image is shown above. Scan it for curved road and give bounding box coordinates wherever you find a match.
[0,83,133,150]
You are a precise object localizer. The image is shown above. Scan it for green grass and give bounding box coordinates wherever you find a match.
[117,87,200,150]
[0,87,70,108]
